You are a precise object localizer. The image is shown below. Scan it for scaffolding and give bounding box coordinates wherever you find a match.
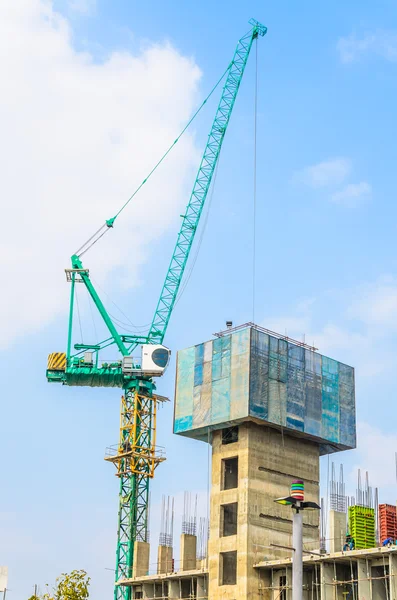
[255,545,397,600]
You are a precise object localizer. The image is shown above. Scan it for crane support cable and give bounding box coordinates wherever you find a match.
[252,37,258,324]
[75,65,231,258]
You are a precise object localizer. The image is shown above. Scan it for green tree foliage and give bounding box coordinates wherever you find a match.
[41,570,90,600]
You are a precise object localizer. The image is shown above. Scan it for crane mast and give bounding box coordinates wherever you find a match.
[46,18,266,600]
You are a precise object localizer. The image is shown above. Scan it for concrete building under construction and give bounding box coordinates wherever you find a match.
[120,323,397,600]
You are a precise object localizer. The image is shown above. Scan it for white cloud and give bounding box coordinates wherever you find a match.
[262,275,397,377]
[265,315,311,341]
[351,422,397,490]
[330,181,372,207]
[69,0,95,14]
[348,275,397,329]
[293,159,372,208]
[294,157,351,188]
[265,314,370,369]
[68,0,96,15]
[0,0,202,349]
[337,29,397,63]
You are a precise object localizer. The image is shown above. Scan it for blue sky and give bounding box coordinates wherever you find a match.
[2,0,397,598]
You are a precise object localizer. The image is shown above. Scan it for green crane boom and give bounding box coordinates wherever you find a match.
[46,18,267,600]
[148,19,267,343]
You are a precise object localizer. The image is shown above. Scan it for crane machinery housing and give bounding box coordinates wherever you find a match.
[46,18,267,600]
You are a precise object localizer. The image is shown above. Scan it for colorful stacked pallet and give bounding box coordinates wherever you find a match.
[379,504,397,543]
[348,506,376,549]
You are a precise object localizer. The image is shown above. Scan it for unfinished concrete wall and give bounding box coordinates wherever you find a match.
[329,510,346,553]
[390,554,397,600]
[157,545,173,574]
[132,541,150,578]
[208,422,320,600]
[320,563,334,600]
[180,533,197,571]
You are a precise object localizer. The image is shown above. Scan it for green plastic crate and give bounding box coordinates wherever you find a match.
[348,506,376,549]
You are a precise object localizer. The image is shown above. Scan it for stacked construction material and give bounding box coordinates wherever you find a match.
[348,506,376,549]
[379,504,397,543]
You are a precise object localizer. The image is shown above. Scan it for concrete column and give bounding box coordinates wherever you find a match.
[372,575,384,600]
[357,559,371,600]
[329,511,346,553]
[258,569,272,600]
[302,570,311,600]
[286,567,292,600]
[132,541,150,578]
[197,576,207,599]
[390,554,397,600]
[321,563,334,600]
[157,545,173,574]
[180,534,197,571]
[168,580,180,599]
[142,582,154,599]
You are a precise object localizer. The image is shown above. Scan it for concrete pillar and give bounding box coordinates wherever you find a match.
[168,580,180,599]
[258,569,272,600]
[196,558,206,571]
[329,511,346,553]
[286,566,292,600]
[197,575,207,599]
[302,570,312,600]
[321,563,334,600]
[390,554,397,600]
[180,533,197,571]
[372,575,384,600]
[357,559,371,600]
[132,541,150,578]
[142,583,154,599]
[157,545,173,574]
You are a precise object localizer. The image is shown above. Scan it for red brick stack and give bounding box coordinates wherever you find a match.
[379,504,397,543]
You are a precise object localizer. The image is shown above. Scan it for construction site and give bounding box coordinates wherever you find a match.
[112,322,397,600]
[34,15,395,600]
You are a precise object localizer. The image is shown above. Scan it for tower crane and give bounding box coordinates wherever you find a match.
[46,19,267,600]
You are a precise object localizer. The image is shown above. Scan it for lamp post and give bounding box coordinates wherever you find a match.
[274,480,320,600]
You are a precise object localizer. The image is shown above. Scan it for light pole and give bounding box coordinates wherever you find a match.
[274,480,320,600]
